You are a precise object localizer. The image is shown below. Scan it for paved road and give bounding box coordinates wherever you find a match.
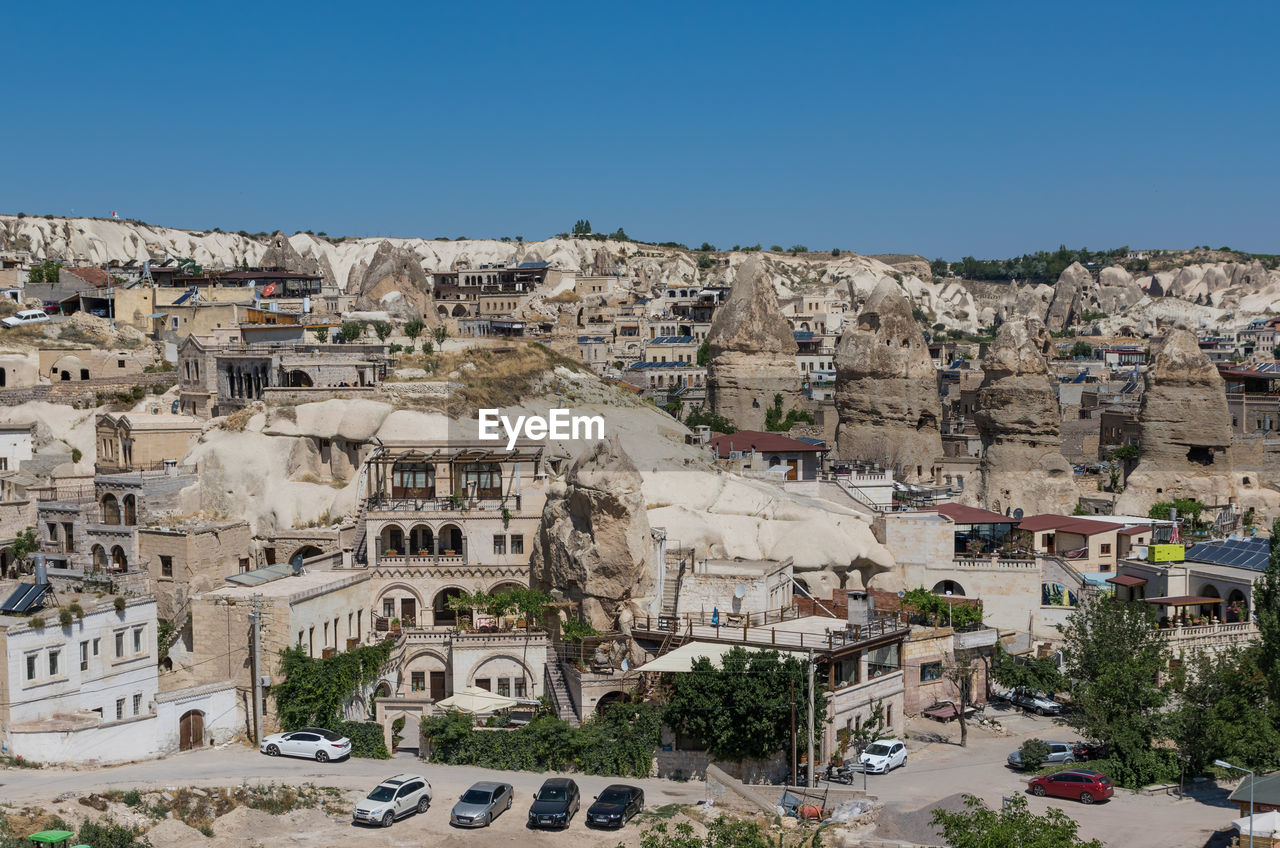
[861,704,1233,848]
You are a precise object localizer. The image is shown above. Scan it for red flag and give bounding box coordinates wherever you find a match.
[261,282,277,297]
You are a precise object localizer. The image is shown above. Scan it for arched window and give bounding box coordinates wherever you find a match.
[110,546,128,572]
[122,494,137,526]
[91,545,108,574]
[101,494,121,525]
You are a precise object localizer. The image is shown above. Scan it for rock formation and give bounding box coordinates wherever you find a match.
[1134,329,1233,472]
[354,240,439,323]
[970,317,1077,514]
[531,435,656,630]
[1044,262,1092,331]
[705,255,801,430]
[834,278,942,483]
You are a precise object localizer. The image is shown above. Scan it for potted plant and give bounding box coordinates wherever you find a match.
[384,548,399,557]
[390,617,401,632]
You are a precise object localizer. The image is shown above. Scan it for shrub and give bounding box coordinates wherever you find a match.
[114,596,127,613]
[331,720,391,759]
[59,608,74,628]
[71,447,82,464]
[28,615,45,629]
[1019,738,1051,770]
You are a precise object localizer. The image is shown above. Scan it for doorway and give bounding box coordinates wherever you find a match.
[179,709,205,751]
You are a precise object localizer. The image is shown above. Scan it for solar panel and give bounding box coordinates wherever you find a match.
[0,583,33,613]
[0,583,47,614]
[1185,538,1269,571]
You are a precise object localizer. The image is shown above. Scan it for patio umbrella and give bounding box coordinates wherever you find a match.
[433,686,518,715]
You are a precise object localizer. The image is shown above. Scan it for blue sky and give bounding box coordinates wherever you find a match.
[8,1,1278,258]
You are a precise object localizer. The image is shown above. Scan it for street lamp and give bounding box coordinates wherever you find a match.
[1216,759,1254,848]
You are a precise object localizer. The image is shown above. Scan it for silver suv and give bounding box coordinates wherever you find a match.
[353,774,432,827]
[1007,741,1075,769]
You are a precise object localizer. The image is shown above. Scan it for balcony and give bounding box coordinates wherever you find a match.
[953,556,1038,570]
[375,553,468,567]
[365,494,520,515]
[1156,620,1258,652]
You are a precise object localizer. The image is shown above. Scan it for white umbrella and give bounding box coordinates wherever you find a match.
[433,686,518,715]
[1232,810,1280,840]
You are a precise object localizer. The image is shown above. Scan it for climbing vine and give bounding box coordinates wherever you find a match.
[272,639,394,731]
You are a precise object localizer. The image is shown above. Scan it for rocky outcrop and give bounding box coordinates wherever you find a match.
[260,232,338,287]
[970,317,1076,514]
[706,256,801,430]
[354,240,439,323]
[1044,262,1092,331]
[531,435,656,630]
[1134,329,1233,472]
[834,278,941,483]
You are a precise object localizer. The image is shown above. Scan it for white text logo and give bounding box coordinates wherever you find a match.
[477,409,605,450]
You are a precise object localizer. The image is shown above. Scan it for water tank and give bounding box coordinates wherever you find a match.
[33,554,47,585]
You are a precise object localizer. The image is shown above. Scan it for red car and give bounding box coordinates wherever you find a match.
[1027,769,1114,804]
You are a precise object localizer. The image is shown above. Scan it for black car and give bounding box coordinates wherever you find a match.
[528,778,580,829]
[586,784,644,828]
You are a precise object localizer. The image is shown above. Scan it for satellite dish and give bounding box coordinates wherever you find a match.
[1013,508,1024,520]
[734,584,747,599]
[897,590,906,598]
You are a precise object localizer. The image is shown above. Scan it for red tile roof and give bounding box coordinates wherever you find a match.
[706,431,827,459]
[1106,574,1148,587]
[1145,595,1222,606]
[928,503,1013,524]
[62,266,111,287]
[1018,514,1124,536]
[1118,525,1152,537]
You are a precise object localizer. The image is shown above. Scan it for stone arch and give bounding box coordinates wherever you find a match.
[91,544,108,573]
[488,580,524,595]
[1226,588,1247,622]
[289,545,323,568]
[437,304,449,316]
[594,690,630,715]
[376,582,425,626]
[379,523,406,555]
[1199,583,1221,599]
[110,545,128,572]
[373,680,393,700]
[404,648,449,695]
[101,493,121,525]
[468,653,535,696]
[451,304,467,317]
[438,523,464,556]
[931,579,964,596]
[407,524,434,555]
[433,586,466,626]
[122,494,137,526]
[287,369,313,388]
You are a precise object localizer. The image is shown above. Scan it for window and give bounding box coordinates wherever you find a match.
[411,672,425,691]
[92,637,100,656]
[297,630,304,646]
[117,359,125,368]
[514,677,526,698]
[81,641,89,671]
[493,534,506,555]
[115,630,125,658]
[458,462,502,498]
[26,653,36,681]
[45,648,58,676]
[239,557,250,573]
[116,698,125,720]
[133,627,143,654]
[160,555,173,578]
[867,644,900,678]
[133,693,142,715]
[920,661,944,682]
[510,534,524,555]
[476,678,491,692]
[497,678,510,697]
[1100,543,1112,555]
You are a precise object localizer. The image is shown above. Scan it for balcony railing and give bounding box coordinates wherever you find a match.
[635,610,908,652]
[1155,620,1258,650]
[375,553,468,566]
[365,494,521,514]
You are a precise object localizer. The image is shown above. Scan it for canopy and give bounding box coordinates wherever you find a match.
[1231,810,1280,838]
[27,832,74,843]
[638,640,802,673]
[434,686,517,714]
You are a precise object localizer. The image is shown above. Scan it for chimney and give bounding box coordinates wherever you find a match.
[848,590,873,629]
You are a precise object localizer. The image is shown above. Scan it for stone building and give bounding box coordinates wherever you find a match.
[95,412,202,473]
[137,520,252,621]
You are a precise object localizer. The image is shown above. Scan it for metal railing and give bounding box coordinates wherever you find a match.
[635,610,908,652]
[365,494,520,513]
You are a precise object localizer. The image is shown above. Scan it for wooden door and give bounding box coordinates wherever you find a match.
[429,671,446,701]
[179,709,204,751]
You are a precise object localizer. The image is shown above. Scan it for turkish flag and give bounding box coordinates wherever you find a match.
[261,282,277,296]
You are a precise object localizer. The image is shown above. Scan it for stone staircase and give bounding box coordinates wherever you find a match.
[544,657,579,724]
[351,499,369,565]
[660,548,690,617]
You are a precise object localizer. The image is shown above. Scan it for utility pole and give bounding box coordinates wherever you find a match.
[790,678,797,786]
[250,594,263,745]
[807,647,815,789]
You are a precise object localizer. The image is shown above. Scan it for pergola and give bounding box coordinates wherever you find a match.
[1145,594,1222,625]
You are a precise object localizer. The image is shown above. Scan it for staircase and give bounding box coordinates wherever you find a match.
[544,658,579,725]
[351,499,369,565]
[660,548,688,617]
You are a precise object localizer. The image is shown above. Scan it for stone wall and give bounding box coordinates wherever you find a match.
[0,372,178,408]
[260,386,377,405]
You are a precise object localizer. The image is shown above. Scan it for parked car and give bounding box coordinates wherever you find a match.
[859,738,908,774]
[352,774,432,827]
[999,688,1063,716]
[2,309,50,329]
[585,784,644,828]
[1007,741,1076,769]
[259,727,351,762]
[527,777,580,829]
[450,782,513,828]
[41,302,61,315]
[1071,741,1110,761]
[1027,769,1114,804]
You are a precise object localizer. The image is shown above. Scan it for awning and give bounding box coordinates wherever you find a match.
[1231,810,1280,838]
[1107,574,1148,587]
[1144,595,1221,606]
[637,640,802,673]
[434,686,518,714]
[27,831,75,844]
[147,312,168,319]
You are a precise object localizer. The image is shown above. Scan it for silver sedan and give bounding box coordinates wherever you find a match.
[450,782,513,828]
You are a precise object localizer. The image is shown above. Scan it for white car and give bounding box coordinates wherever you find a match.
[260,727,351,762]
[353,773,432,827]
[2,309,50,328]
[859,738,907,773]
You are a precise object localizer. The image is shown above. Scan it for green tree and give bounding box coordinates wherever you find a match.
[6,527,38,576]
[1173,647,1280,776]
[931,794,1105,848]
[432,326,449,345]
[1061,597,1169,787]
[572,219,592,236]
[685,407,736,434]
[560,617,598,666]
[831,248,841,257]
[1110,444,1139,461]
[699,242,716,252]
[404,318,425,340]
[763,393,815,432]
[1069,341,1094,358]
[1018,738,1051,770]
[272,640,394,731]
[1258,521,1280,706]
[338,322,364,343]
[312,326,329,343]
[664,647,827,763]
[372,321,392,341]
[696,339,710,366]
